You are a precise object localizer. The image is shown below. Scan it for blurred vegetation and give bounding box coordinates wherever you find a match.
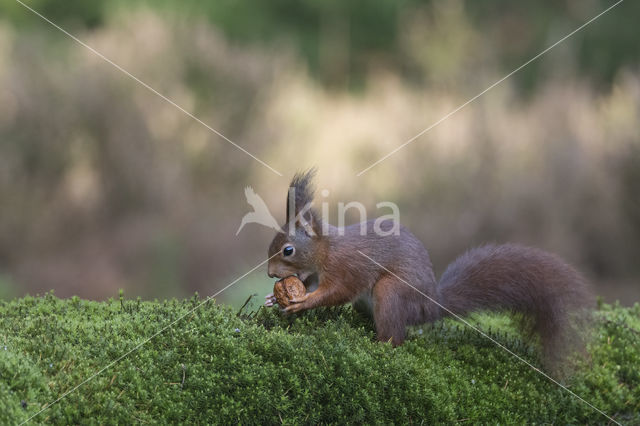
[0,0,639,303]
[0,294,638,423]
[2,0,639,90]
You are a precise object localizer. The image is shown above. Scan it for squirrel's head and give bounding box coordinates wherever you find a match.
[267,169,324,281]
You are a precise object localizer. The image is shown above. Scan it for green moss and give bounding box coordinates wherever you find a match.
[0,293,638,424]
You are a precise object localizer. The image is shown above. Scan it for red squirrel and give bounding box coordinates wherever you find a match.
[265,170,592,367]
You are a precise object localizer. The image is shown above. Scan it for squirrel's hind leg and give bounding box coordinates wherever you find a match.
[372,276,409,346]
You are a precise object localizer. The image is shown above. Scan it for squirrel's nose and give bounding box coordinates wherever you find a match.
[267,266,278,279]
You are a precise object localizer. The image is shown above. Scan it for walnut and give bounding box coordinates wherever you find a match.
[273,276,306,307]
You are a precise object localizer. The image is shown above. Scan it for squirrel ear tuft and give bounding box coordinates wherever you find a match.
[286,168,320,237]
[286,168,317,222]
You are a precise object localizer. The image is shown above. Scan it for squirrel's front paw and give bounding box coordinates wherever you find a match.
[282,303,305,314]
[282,294,311,314]
[264,293,277,307]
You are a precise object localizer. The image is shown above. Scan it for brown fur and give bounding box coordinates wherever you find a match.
[267,171,593,370]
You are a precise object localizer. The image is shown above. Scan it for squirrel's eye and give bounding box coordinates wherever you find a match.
[282,245,294,257]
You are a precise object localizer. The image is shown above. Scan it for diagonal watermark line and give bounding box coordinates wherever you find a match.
[15,0,283,177]
[357,250,620,425]
[19,252,279,425]
[356,0,625,176]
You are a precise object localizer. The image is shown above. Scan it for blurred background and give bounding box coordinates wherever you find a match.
[0,0,638,306]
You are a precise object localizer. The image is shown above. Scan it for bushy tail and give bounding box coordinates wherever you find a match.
[438,243,593,371]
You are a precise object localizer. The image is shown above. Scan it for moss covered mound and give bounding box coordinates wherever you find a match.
[0,293,638,424]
